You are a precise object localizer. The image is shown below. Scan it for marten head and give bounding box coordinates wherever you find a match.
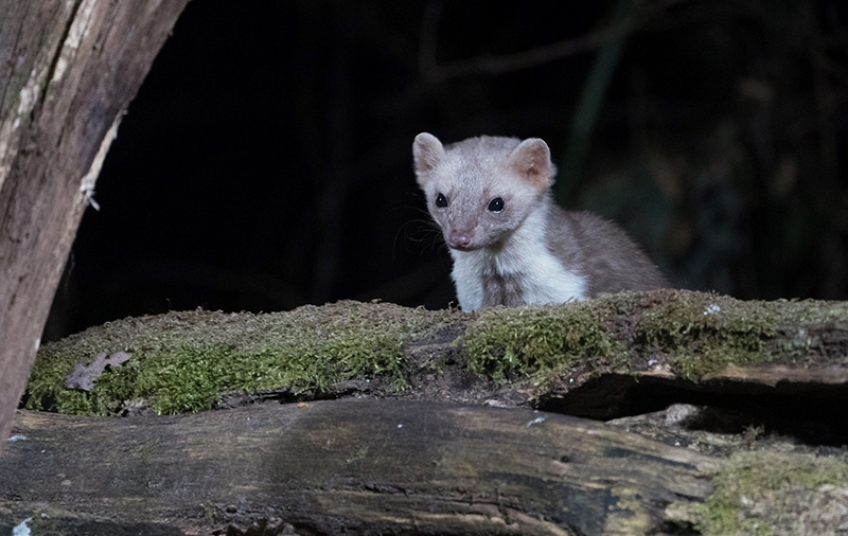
[412,132,556,251]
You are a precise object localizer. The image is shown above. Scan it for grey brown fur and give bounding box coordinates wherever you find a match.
[481,271,525,308]
[546,208,669,296]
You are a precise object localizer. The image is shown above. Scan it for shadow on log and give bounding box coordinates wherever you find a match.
[0,399,716,535]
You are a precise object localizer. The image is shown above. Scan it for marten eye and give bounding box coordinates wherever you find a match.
[435,193,448,208]
[488,197,505,213]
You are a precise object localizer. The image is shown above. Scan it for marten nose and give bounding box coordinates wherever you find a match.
[448,230,473,249]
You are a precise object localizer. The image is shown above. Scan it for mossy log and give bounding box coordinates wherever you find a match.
[0,399,717,535]
[23,291,848,421]
[11,291,848,534]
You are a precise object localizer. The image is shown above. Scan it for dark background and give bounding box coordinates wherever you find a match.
[44,0,848,341]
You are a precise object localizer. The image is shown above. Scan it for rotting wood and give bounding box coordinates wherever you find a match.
[0,0,190,448]
[0,399,717,535]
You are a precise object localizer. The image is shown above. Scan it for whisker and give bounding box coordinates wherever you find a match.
[393,218,445,257]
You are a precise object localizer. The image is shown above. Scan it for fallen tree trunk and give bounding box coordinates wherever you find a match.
[0,0,190,448]
[10,296,848,534]
[0,399,717,535]
[24,293,848,422]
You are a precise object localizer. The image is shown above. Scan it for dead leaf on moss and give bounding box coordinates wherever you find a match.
[63,351,132,391]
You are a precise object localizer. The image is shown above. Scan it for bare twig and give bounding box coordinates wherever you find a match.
[418,0,690,84]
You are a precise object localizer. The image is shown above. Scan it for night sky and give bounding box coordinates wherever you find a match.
[44,0,848,340]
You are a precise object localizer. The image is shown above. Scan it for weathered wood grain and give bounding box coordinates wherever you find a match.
[0,399,717,535]
[0,0,189,447]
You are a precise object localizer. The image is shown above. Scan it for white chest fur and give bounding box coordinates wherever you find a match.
[449,208,587,312]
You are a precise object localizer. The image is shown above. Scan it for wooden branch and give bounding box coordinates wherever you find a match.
[416,0,689,83]
[0,0,189,448]
[0,400,716,535]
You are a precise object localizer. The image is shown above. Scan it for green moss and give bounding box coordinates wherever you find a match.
[27,301,454,416]
[460,290,848,384]
[640,291,848,379]
[640,291,777,380]
[461,297,630,381]
[690,451,848,535]
[29,290,848,415]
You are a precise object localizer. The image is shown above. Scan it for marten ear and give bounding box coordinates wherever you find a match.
[508,138,555,191]
[412,132,445,181]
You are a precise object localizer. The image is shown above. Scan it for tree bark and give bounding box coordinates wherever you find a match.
[0,399,717,535]
[0,0,190,448]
